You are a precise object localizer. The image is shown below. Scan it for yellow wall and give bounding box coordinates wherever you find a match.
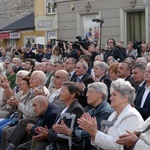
[34,0,45,16]
[0,30,45,48]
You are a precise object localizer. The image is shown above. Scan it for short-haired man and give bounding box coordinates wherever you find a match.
[131,63,146,92]
[12,58,23,71]
[65,57,77,81]
[117,61,135,88]
[24,58,35,75]
[134,63,150,120]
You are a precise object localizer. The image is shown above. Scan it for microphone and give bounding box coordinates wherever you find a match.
[92,18,104,23]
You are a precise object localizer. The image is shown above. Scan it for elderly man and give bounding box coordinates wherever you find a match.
[73,61,94,108]
[7,95,60,150]
[48,69,70,110]
[12,58,23,71]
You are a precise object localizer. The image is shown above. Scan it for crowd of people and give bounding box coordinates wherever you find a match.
[0,38,150,150]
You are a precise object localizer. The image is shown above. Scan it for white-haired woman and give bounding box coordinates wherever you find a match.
[78,79,144,150]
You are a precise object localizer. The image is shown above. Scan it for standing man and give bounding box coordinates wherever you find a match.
[24,44,35,59]
[35,44,44,62]
[104,38,125,62]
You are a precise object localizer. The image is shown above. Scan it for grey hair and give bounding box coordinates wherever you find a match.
[17,70,29,77]
[94,62,108,74]
[88,82,108,101]
[110,79,135,103]
[33,70,46,84]
[78,61,88,70]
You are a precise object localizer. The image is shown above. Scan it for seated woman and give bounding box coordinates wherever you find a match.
[0,76,30,144]
[51,45,62,62]
[78,79,144,150]
[108,62,119,81]
[0,70,29,118]
[116,116,150,150]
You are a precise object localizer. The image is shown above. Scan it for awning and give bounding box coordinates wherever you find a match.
[0,31,20,39]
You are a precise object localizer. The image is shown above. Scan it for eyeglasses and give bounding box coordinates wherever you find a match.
[66,62,74,64]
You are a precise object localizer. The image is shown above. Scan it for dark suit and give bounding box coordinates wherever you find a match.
[125,75,136,89]
[18,100,84,150]
[134,85,150,120]
[8,104,60,148]
[24,51,35,59]
[17,66,24,72]
[73,74,94,107]
[70,72,77,81]
[35,52,44,62]
[45,72,54,88]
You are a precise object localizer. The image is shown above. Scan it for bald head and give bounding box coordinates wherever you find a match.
[32,95,49,117]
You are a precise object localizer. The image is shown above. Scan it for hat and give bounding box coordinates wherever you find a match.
[25,43,31,47]
[38,44,44,49]
[46,44,52,49]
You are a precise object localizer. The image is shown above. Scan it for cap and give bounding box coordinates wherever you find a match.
[46,44,52,49]
[25,43,31,47]
[38,44,44,49]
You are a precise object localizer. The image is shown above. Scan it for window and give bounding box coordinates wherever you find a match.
[46,0,55,14]
[127,11,145,42]
[24,36,35,46]
[47,31,56,46]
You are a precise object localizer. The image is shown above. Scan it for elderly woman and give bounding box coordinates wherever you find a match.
[0,70,29,118]
[78,79,144,150]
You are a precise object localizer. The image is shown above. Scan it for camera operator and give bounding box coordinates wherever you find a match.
[104,38,125,63]
[64,42,79,60]
[80,42,98,68]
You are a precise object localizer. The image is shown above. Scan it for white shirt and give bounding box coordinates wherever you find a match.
[48,88,61,103]
[140,86,150,108]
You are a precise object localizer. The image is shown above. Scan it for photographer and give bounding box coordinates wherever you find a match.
[64,42,79,60]
[80,43,98,68]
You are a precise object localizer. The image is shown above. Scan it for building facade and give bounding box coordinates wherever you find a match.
[55,0,150,47]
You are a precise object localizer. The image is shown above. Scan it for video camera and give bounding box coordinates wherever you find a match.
[72,36,90,50]
[133,41,142,56]
[56,39,68,49]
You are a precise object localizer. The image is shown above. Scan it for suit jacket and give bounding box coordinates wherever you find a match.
[31,104,60,135]
[70,71,77,81]
[92,104,144,150]
[35,52,44,62]
[24,51,35,59]
[134,85,150,120]
[73,73,94,107]
[125,75,136,88]
[47,100,84,150]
